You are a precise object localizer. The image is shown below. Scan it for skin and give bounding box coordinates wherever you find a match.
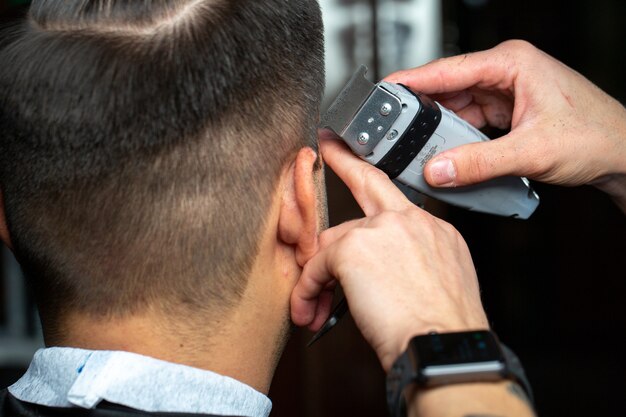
[291,137,535,416]
[409,382,534,417]
[2,140,532,414]
[0,147,325,395]
[385,40,626,213]
[12,39,616,413]
[292,137,488,371]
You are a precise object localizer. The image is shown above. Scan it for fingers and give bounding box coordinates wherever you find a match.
[320,137,413,215]
[293,134,421,329]
[290,216,368,327]
[468,88,514,129]
[318,218,362,249]
[433,90,474,112]
[290,243,339,326]
[455,105,488,129]
[307,288,335,331]
[425,130,536,186]
[384,46,516,95]
[291,216,368,328]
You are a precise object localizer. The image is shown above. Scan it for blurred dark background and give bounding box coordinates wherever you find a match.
[1,1,625,416]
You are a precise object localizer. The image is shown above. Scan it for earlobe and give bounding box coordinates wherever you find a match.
[277,147,320,266]
[0,189,13,250]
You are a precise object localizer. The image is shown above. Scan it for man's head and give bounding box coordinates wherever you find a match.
[0,0,325,351]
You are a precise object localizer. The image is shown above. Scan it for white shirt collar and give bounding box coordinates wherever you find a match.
[9,347,272,417]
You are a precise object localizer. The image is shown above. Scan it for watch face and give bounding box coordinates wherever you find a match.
[412,331,503,367]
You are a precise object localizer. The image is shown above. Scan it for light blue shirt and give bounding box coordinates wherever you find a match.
[9,347,272,417]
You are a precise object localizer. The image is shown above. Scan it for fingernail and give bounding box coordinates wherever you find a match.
[428,158,456,186]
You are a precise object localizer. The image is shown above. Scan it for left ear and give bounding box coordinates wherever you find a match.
[278,147,320,266]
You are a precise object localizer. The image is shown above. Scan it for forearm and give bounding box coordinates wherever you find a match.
[407,381,536,417]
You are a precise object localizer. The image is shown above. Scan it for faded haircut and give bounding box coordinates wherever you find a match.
[0,0,325,335]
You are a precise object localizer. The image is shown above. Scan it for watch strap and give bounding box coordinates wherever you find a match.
[386,348,415,417]
[500,343,534,405]
[385,332,533,417]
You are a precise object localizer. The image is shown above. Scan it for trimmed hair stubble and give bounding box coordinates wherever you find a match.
[0,0,325,335]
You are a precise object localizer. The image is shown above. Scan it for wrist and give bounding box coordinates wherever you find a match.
[380,329,419,373]
[380,326,462,372]
[381,323,491,372]
[386,330,534,417]
[406,381,536,417]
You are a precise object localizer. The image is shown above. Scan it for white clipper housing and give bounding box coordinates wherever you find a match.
[321,66,539,219]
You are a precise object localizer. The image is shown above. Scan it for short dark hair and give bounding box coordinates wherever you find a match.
[0,0,324,335]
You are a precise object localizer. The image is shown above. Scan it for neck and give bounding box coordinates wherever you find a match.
[57,295,288,394]
[48,181,302,394]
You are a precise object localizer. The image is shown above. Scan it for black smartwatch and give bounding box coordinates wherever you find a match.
[386,330,533,417]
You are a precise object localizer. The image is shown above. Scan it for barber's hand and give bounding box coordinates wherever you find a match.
[386,40,626,211]
[290,136,488,371]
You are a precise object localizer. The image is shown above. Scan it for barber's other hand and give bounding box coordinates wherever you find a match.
[290,136,488,371]
[386,40,626,211]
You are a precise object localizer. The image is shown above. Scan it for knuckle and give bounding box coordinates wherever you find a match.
[453,228,468,250]
[440,220,459,237]
[464,151,493,183]
[457,233,470,252]
[361,165,389,186]
[407,210,439,238]
[370,211,410,238]
[402,207,427,224]
[332,255,353,280]
[497,40,539,73]
[372,212,397,232]
[408,207,435,225]
[499,39,537,57]
[318,228,333,248]
[341,228,365,247]
[379,209,423,232]
[378,210,404,224]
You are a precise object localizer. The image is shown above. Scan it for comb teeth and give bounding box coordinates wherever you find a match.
[321,65,376,134]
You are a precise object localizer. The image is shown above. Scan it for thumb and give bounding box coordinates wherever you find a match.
[424,132,530,187]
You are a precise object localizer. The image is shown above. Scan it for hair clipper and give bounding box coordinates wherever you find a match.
[321,65,540,219]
